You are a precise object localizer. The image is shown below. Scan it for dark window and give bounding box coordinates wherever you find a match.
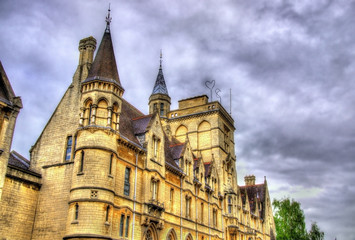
[65,136,73,161]
[125,215,130,237]
[80,151,84,172]
[75,204,79,220]
[119,214,125,236]
[124,168,130,196]
[109,154,113,175]
[88,104,93,124]
[160,103,164,116]
[106,206,110,222]
[153,103,157,112]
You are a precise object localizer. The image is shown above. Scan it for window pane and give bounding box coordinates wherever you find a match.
[119,215,124,236]
[125,216,130,237]
[65,136,72,161]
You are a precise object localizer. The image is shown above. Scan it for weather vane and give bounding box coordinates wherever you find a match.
[205,79,215,102]
[105,4,112,32]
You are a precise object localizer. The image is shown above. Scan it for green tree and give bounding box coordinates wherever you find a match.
[308,222,324,240]
[273,198,308,240]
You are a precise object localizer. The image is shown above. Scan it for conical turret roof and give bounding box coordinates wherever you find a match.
[151,56,169,95]
[86,9,122,88]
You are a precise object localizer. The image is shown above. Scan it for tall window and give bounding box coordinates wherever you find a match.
[65,136,73,161]
[88,104,93,125]
[201,203,204,223]
[125,215,130,237]
[153,137,160,159]
[160,103,164,116]
[109,154,113,175]
[124,168,130,196]
[153,103,157,112]
[213,209,217,227]
[75,203,79,220]
[105,206,110,222]
[79,151,84,172]
[119,214,125,236]
[186,197,191,218]
[151,180,158,200]
[228,196,232,214]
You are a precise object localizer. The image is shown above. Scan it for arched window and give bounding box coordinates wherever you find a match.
[96,99,108,126]
[175,125,188,143]
[185,233,193,240]
[84,99,93,125]
[112,102,119,129]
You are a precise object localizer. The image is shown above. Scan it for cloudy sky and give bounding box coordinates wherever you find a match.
[1,0,354,239]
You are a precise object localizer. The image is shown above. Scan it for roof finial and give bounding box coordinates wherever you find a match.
[105,4,112,33]
[159,49,163,70]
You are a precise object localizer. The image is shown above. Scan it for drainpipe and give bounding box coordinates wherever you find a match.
[180,177,183,240]
[131,153,138,240]
[195,186,198,240]
[208,194,211,240]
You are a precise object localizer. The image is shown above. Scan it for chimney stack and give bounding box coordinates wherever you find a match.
[78,36,97,65]
[244,175,256,186]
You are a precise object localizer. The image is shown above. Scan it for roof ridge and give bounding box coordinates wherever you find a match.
[132,114,153,121]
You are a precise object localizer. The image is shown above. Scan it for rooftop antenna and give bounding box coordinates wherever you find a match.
[230,88,232,114]
[105,4,112,33]
[215,88,221,104]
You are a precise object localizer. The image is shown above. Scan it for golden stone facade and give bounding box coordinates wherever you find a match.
[0,13,275,240]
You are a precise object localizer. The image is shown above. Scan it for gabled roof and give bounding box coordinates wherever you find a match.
[118,99,144,145]
[164,135,184,175]
[0,61,16,105]
[132,115,153,135]
[204,162,212,177]
[151,64,169,95]
[240,183,266,217]
[169,142,185,160]
[86,30,122,88]
[8,151,30,170]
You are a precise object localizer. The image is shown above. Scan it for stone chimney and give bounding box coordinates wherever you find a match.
[244,175,256,186]
[78,36,97,66]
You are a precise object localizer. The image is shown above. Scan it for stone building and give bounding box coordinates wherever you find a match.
[0,11,275,240]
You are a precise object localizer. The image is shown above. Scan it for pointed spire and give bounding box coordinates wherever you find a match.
[151,50,169,95]
[86,7,123,89]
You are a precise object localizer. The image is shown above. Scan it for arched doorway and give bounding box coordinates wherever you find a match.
[185,233,193,240]
[166,228,177,240]
[143,223,158,240]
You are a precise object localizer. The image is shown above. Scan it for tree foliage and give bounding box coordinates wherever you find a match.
[308,222,325,240]
[273,198,308,240]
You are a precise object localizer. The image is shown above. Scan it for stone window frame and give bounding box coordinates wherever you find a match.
[124,167,131,196]
[64,135,73,161]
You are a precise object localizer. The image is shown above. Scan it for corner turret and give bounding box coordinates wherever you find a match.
[149,51,171,117]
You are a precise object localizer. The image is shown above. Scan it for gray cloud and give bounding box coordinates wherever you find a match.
[1,0,354,239]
